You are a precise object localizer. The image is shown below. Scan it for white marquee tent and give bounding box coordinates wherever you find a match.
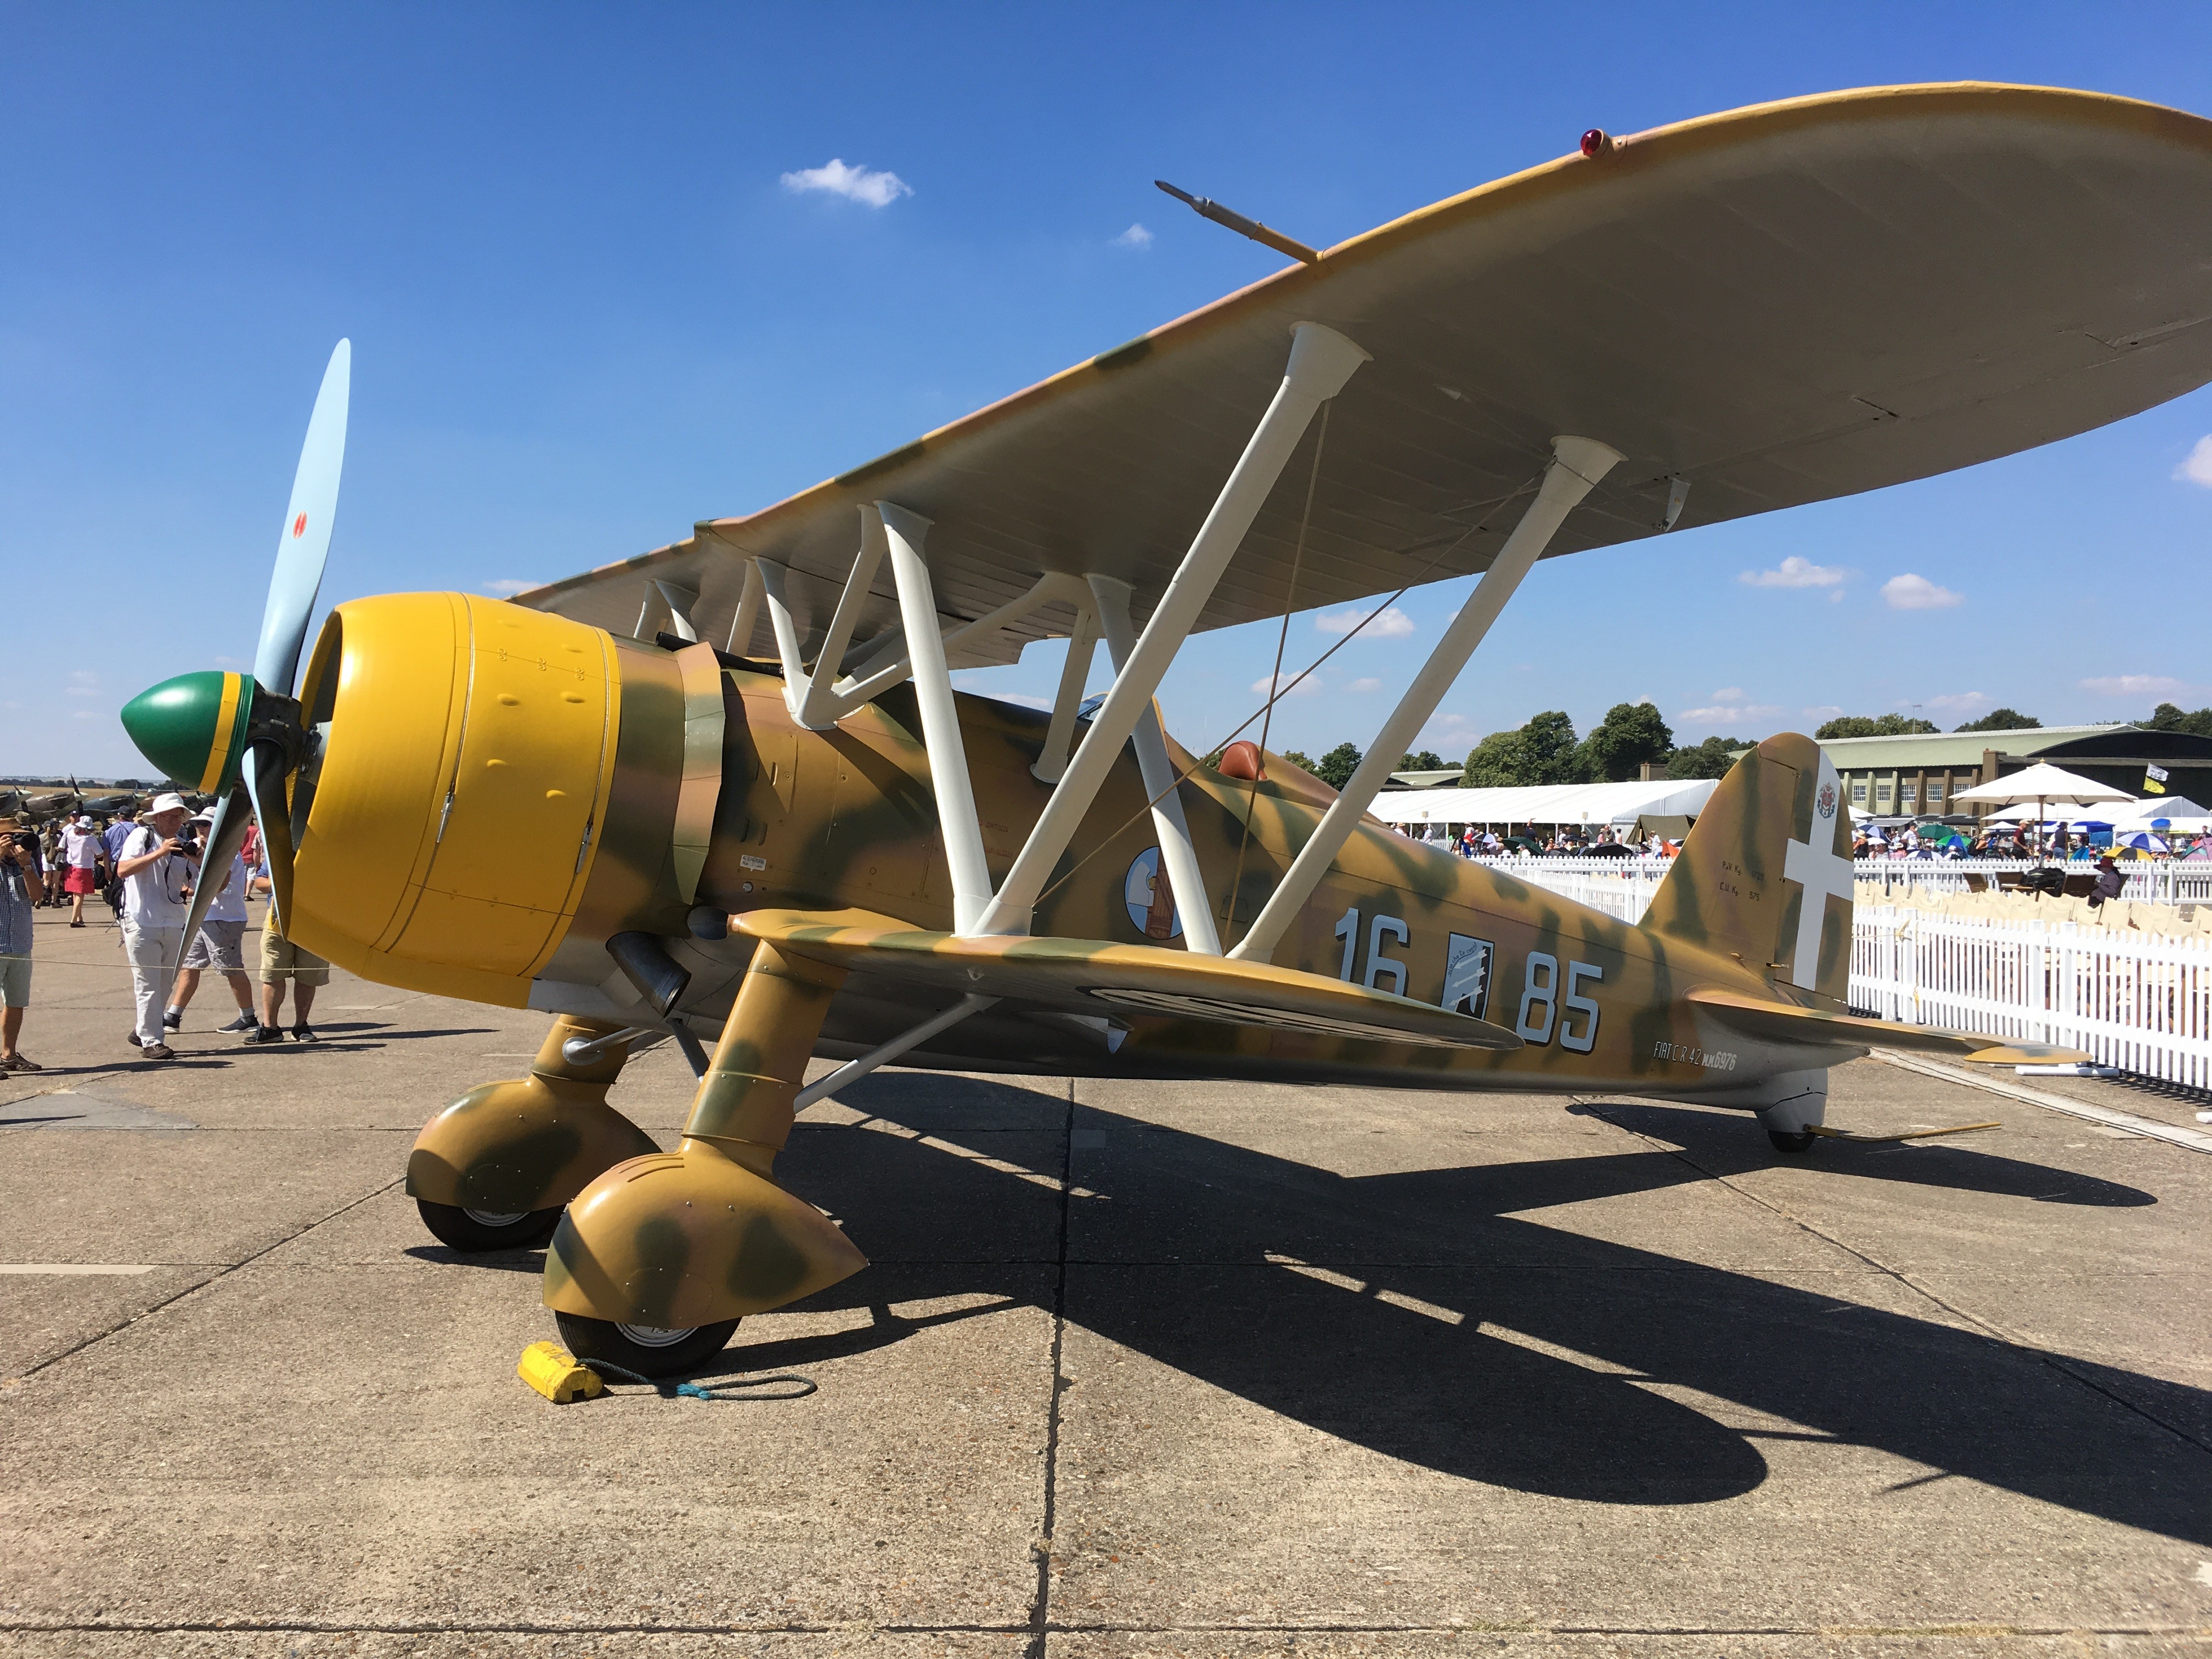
[1367,777,1720,830]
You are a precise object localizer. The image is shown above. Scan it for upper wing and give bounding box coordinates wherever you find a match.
[737,907,1522,1050]
[523,83,2212,664]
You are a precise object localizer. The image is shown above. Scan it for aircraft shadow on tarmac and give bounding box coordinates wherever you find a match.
[737,1072,2212,1544]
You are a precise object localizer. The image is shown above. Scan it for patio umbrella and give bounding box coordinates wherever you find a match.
[2118,830,2169,853]
[1952,764,2137,866]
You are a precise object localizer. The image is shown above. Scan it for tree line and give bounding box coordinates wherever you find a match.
[1245,700,2212,794]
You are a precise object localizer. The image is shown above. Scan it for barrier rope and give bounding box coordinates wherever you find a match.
[585,1357,818,1402]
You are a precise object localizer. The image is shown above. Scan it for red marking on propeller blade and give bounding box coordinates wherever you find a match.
[292,512,307,538]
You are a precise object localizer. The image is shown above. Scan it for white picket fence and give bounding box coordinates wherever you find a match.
[1852,909,2212,1090]
[1464,857,2212,1088]
[1854,858,2212,903]
[1466,856,1671,922]
[1469,854,2212,913]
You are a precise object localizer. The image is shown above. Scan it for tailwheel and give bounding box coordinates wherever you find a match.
[1766,1129,1818,1155]
[415,1199,562,1251]
[554,1311,740,1380]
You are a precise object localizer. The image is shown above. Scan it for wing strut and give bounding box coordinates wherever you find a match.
[879,504,998,934]
[1228,435,1623,963]
[1030,591,1102,785]
[725,558,765,657]
[973,320,1369,938]
[1088,575,1221,955]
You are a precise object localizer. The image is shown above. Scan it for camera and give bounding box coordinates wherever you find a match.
[4,830,35,855]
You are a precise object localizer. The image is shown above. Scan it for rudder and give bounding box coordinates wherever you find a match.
[1640,734,1852,1005]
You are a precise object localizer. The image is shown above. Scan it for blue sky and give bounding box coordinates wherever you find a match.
[6,2,2212,777]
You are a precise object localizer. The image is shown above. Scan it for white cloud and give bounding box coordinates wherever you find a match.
[1252,672,1320,699]
[2081,674,2191,697]
[1918,692,1990,714]
[1711,687,1746,702]
[2174,436,2212,487]
[483,579,542,597]
[1803,705,1846,720]
[1881,573,1962,610]
[1111,223,1153,249]
[72,709,97,720]
[1827,589,1844,605]
[1740,556,1847,589]
[1316,603,1415,639]
[66,671,98,698]
[1347,677,1383,693]
[1421,713,1483,749]
[780,158,912,208]
[1678,703,1782,724]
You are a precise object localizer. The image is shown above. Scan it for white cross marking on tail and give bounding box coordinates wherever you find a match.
[1780,755,1852,990]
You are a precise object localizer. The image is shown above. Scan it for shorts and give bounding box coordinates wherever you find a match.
[259,928,330,988]
[184,919,247,971]
[0,954,28,1007]
[64,866,98,895]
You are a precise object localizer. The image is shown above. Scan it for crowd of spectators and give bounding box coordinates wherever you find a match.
[0,792,328,1070]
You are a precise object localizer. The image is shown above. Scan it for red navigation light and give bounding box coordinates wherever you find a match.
[1580,129,1609,158]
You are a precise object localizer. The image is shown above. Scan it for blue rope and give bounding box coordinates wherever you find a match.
[587,1357,817,1401]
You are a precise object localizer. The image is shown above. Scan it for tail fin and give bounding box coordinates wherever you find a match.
[1640,734,1852,1004]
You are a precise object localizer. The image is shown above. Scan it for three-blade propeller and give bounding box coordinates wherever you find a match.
[119,341,349,998]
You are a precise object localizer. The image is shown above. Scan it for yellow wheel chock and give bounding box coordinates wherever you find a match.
[517,1340,604,1403]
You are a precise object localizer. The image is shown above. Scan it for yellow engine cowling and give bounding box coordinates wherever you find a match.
[287,592,649,1006]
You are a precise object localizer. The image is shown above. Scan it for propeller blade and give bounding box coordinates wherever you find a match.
[253,339,350,698]
[241,740,295,938]
[165,785,255,1008]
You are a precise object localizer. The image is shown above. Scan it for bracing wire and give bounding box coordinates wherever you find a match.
[1224,405,1328,936]
[1032,466,1548,913]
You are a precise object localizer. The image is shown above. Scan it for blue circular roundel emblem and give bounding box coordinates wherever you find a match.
[1124,847,1182,940]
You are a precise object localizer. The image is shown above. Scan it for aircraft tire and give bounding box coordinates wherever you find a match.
[1765,1129,1818,1155]
[415,1199,562,1252]
[554,1312,741,1380]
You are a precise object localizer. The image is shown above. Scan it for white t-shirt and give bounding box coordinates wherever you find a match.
[63,827,100,868]
[119,826,192,929]
[204,851,251,924]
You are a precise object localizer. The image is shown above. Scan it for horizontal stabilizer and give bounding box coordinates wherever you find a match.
[737,909,1522,1051]
[1687,987,2091,1065]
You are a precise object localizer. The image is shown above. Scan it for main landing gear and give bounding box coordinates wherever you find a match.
[416,1201,563,1251]
[403,1012,658,1251]
[541,942,868,1378]
[554,1312,743,1378]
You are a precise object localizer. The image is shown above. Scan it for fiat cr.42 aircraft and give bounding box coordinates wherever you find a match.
[122,84,2212,1375]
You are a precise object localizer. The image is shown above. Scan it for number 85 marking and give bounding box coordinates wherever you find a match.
[1515,953,1602,1053]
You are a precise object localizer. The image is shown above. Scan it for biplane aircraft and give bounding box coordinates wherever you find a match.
[120,83,2212,1376]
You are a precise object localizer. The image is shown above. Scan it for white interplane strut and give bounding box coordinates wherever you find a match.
[1229,435,1623,963]
[788,507,889,729]
[1088,575,1222,956]
[974,321,1369,939]
[1780,753,1852,990]
[725,559,765,657]
[877,503,997,935]
[1031,594,1101,785]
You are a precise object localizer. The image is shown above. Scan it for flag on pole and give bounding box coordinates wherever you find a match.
[2144,762,2169,795]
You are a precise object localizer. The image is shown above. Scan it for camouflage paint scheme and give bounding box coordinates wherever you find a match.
[392,642,2070,1340]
